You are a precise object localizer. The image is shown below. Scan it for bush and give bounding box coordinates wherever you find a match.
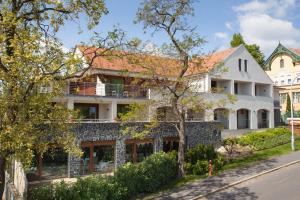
[28,177,129,200]
[28,151,177,200]
[192,160,209,175]
[114,151,177,195]
[185,144,217,165]
[238,128,291,150]
[185,144,225,176]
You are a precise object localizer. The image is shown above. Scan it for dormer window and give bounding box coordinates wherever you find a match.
[280,59,284,68]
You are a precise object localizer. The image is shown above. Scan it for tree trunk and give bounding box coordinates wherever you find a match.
[177,117,186,178]
[0,157,6,199]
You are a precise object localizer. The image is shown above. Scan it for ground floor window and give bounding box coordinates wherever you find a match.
[81,141,115,174]
[125,140,153,163]
[163,137,179,152]
[27,148,68,181]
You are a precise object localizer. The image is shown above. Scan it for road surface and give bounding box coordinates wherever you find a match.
[201,162,300,200]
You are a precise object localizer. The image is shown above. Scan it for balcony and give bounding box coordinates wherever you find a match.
[67,82,149,99]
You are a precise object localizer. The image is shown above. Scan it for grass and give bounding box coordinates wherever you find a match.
[142,139,300,199]
[222,139,300,171]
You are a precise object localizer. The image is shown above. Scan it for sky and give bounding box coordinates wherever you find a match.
[57,0,300,56]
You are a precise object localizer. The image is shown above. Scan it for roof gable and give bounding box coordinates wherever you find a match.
[264,43,300,70]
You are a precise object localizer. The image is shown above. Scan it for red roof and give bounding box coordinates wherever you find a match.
[290,48,300,56]
[77,46,237,77]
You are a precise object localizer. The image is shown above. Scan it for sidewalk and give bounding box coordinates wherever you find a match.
[147,150,300,200]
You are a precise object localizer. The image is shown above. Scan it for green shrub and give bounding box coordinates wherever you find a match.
[28,151,177,200]
[213,154,225,171]
[28,177,129,200]
[185,144,217,165]
[114,151,177,195]
[185,144,225,176]
[192,160,208,175]
[238,128,291,150]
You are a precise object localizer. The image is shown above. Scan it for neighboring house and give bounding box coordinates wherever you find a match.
[189,44,275,130]
[265,43,300,117]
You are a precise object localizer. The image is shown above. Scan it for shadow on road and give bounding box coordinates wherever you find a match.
[204,186,258,200]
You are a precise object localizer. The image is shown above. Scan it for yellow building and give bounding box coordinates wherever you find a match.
[265,43,300,114]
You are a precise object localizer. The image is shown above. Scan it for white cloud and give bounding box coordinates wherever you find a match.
[234,0,296,17]
[233,0,300,54]
[214,32,228,39]
[225,22,234,31]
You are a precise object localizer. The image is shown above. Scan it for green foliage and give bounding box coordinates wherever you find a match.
[230,33,265,68]
[115,151,177,195]
[29,177,129,200]
[185,144,224,176]
[0,0,109,178]
[28,151,177,200]
[192,160,209,175]
[238,128,291,150]
[185,144,217,165]
[230,33,245,47]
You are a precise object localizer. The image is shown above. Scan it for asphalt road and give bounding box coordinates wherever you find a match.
[201,162,300,200]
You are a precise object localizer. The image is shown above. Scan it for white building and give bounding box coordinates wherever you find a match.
[58,45,274,130]
[191,44,275,130]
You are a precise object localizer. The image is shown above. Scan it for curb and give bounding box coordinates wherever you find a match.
[190,159,300,200]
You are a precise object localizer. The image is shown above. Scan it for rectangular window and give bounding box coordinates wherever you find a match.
[293,92,300,103]
[280,59,284,68]
[281,80,285,85]
[297,78,300,83]
[238,59,242,71]
[74,103,98,120]
[279,93,287,104]
[244,60,248,72]
[234,83,238,94]
[288,79,292,84]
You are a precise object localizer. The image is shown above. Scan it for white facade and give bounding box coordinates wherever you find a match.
[60,45,274,130]
[192,45,275,130]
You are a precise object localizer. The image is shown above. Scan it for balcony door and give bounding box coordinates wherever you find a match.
[106,78,124,96]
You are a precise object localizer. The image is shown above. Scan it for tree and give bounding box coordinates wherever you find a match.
[286,93,291,117]
[230,33,245,47]
[119,0,234,178]
[230,33,265,68]
[0,0,130,197]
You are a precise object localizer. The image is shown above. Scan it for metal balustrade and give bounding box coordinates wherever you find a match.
[67,82,149,98]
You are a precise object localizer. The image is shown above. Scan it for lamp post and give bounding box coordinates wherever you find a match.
[290,74,300,151]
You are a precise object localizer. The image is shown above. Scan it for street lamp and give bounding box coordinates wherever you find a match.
[289,74,300,151]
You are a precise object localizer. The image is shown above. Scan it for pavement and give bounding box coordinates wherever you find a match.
[201,162,300,200]
[148,150,300,200]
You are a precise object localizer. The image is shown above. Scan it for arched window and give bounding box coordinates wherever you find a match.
[280,59,284,68]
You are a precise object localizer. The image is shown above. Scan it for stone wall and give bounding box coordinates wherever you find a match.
[70,121,221,177]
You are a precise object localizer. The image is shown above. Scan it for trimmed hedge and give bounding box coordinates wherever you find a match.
[28,151,177,200]
[238,128,291,150]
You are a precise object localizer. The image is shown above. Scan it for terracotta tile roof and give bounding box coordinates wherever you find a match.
[77,46,237,77]
[289,48,300,56]
[187,47,237,76]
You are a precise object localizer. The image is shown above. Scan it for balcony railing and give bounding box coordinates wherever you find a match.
[67,82,149,99]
